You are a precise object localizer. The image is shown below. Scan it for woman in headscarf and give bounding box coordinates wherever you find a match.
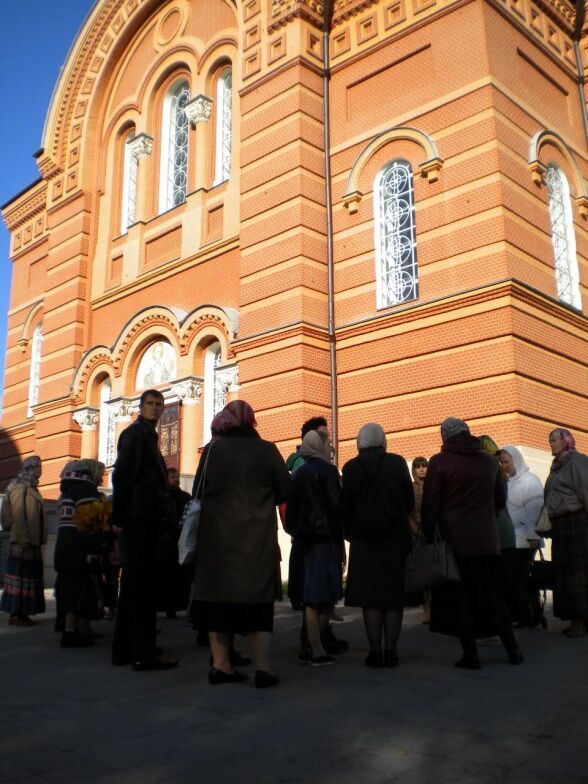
[54,459,111,647]
[342,424,414,667]
[498,444,543,627]
[1,456,46,625]
[285,430,343,667]
[544,428,588,638]
[422,418,523,669]
[194,401,291,688]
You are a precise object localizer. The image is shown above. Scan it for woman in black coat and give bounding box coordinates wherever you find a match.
[342,423,414,667]
[285,430,343,667]
[421,418,523,670]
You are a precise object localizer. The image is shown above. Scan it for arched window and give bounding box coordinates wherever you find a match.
[98,378,116,467]
[27,324,43,417]
[214,69,232,185]
[546,165,582,310]
[120,130,138,234]
[159,79,190,213]
[374,161,418,309]
[135,340,177,390]
[202,342,223,443]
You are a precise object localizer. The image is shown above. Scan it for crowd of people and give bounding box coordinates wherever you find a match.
[1,390,587,689]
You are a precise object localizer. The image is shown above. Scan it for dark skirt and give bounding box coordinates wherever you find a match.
[194,601,274,634]
[303,541,343,606]
[345,539,406,609]
[552,510,588,620]
[0,544,45,616]
[429,554,511,639]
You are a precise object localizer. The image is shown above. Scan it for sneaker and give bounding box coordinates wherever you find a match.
[297,650,313,665]
[309,654,339,667]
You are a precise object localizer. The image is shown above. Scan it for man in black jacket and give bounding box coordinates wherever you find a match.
[111,389,178,670]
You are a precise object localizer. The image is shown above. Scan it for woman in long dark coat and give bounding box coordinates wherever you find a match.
[421,418,523,670]
[342,423,414,667]
[544,428,588,638]
[194,401,291,688]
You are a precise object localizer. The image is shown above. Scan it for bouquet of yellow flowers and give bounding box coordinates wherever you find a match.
[74,499,112,535]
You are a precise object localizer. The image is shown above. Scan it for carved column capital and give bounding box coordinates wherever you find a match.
[185,95,213,127]
[127,132,154,159]
[216,365,239,394]
[171,377,204,406]
[73,407,99,432]
[109,398,136,422]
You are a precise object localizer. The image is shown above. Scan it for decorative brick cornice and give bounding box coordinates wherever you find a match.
[2,182,47,231]
[332,0,378,24]
[269,0,324,32]
[532,0,575,32]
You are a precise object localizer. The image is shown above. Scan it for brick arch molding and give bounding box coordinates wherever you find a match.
[528,129,588,217]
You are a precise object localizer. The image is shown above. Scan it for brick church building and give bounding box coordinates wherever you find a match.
[1,0,587,499]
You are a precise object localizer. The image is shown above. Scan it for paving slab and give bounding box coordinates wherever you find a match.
[0,596,586,784]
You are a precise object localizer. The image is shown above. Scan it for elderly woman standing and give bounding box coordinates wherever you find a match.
[285,430,344,667]
[544,428,588,638]
[1,456,46,626]
[194,401,291,688]
[342,424,414,667]
[422,419,523,669]
[499,445,543,627]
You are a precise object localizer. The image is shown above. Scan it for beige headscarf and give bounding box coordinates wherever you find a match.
[300,430,331,463]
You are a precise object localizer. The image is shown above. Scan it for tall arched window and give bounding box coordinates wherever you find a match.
[214,69,232,185]
[120,130,138,234]
[27,324,43,417]
[202,342,223,443]
[98,378,115,467]
[374,161,418,309]
[546,165,582,310]
[159,79,190,213]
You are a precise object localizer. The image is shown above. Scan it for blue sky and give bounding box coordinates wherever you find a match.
[0,1,95,405]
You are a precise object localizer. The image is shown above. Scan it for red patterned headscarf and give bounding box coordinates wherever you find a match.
[216,400,257,432]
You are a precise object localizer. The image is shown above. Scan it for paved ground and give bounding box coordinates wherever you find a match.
[0,595,586,784]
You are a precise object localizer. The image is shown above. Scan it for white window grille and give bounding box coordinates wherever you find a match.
[27,324,42,417]
[546,165,582,310]
[202,343,223,443]
[374,161,419,309]
[214,69,232,185]
[98,379,116,467]
[159,80,190,213]
[120,131,138,234]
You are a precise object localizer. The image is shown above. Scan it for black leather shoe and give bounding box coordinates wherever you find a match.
[255,670,279,689]
[230,649,252,667]
[132,656,179,671]
[111,655,132,667]
[365,652,383,668]
[454,656,481,670]
[208,668,248,685]
[383,651,399,668]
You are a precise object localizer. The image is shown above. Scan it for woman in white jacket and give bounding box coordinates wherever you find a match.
[499,446,544,626]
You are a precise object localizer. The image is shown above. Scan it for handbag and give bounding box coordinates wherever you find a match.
[405,526,460,593]
[178,446,212,566]
[535,505,552,536]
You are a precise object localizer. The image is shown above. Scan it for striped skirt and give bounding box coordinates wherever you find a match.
[1,544,46,616]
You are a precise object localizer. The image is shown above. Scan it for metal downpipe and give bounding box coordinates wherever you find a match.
[573,3,588,149]
[322,0,338,462]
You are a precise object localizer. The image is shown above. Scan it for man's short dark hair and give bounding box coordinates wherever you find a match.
[167,467,178,475]
[301,416,328,439]
[139,388,165,406]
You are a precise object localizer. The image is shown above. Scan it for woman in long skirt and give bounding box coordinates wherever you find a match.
[1,456,46,625]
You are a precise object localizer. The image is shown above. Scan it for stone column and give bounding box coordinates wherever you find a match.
[124,133,153,284]
[110,398,136,446]
[215,365,239,405]
[171,378,203,476]
[72,407,99,458]
[183,95,213,257]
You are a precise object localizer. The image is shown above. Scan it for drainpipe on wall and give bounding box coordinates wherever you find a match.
[322,0,339,463]
[573,2,588,149]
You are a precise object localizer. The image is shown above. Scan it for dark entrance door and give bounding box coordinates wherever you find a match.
[158,402,180,470]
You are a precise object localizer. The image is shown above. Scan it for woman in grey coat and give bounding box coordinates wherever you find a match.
[544,428,588,638]
[194,400,292,688]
